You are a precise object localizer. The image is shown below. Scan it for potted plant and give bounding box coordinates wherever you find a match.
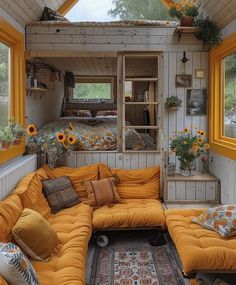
[165,96,182,110]
[195,16,222,48]
[0,126,16,149]
[170,128,209,176]
[12,123,25,145]
[168,1,199,27]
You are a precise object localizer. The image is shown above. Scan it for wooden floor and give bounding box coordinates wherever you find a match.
[86,230,192,285]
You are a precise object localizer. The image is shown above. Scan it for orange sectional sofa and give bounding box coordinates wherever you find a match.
[165,208,236,276]
[0,163,164,285]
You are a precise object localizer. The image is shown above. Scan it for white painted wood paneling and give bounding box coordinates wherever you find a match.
[67,151,160,170]
[0,155,37,200]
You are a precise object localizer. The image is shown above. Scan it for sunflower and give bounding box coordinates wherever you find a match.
[183,128,189,133]
[192,142,198,147]
[183,140,188,145]
[204,143,210,149]
[56,132,66,143]
[68,134,76,145]
[197,138,203,144]
[27,124,37,136]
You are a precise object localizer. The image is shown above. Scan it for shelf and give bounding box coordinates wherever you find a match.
[124,101,160,105]
[174,26,199,42]
[123,126,161,129]
[125,77,159,82]
[26,88,49,92]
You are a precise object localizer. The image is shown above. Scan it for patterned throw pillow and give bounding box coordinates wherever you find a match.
[42,176,80,213]
[84,178,120,207]
[193,205,236,237]
[0,242,39,285]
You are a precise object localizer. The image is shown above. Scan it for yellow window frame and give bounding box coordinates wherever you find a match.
[210,32,236,160]
[0,17,25,164]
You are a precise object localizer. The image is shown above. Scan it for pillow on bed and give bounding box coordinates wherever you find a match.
[193,205,236,237]
[63,109,78,117]
[41,7,69,21]
[77,110,92,118]
[96,110,117,117]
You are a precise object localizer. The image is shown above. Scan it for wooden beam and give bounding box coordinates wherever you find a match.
[57,0,79,16]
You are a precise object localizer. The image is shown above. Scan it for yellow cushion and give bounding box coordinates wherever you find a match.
[0,195,23,243]
[43,164,99,201]
[12,208,60,261]
[92,199,166,229]
[165,208,236,274]
[84,178,120,207]
[14,170,51,218]
[0,276,8,285]
[31,203,92,285]
[99,164,161,200]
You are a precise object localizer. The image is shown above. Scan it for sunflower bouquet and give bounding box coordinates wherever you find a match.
[170,128,209,175]
[26,123,77,167]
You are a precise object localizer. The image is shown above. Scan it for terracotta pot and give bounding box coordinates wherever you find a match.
[170,106,179,110]
[180,16,194,27]
[2,141,11,149]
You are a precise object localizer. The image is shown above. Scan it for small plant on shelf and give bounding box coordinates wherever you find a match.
[165,96,182,110]
[0,126,16,149]
[168,0,199,26]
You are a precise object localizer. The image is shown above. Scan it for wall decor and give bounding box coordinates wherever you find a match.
[195,69,205,79]
[186,89,207,116]
[175,74,192,88]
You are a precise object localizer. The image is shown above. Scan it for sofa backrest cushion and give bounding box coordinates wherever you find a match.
[43,164,99,201]
[13,169,51,218]
[99,164,161,200]
[0,195,23,243]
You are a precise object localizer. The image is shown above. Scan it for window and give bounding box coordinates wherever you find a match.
[210,32,236,159]
[0,42,10,126]
[0,17,25,164]
[72,77,113,102]
[223,52,236,139]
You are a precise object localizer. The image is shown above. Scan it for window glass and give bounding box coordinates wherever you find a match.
[224,52,236,138]
[0,42,10,126]
[73,81,112,102]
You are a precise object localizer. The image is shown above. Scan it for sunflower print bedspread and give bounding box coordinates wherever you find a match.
[37,118,144,151]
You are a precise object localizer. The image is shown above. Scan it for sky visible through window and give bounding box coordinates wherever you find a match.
[66,0,119,22]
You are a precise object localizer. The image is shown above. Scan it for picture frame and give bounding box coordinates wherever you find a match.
[195,69,205,79]
[175,74,192,88]
[186,89,207,116]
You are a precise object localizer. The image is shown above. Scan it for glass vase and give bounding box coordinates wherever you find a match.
[179,160,196,176]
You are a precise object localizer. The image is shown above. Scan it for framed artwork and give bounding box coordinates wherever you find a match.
[186,89,207,116]
[175,74,192,88]
[195,69,205,79]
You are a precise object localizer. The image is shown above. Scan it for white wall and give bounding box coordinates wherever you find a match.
[208,20,236,204]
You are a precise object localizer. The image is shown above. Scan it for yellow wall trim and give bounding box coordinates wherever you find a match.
[57,0,79,16]
[210,32,236,160]
[0,17,25,164]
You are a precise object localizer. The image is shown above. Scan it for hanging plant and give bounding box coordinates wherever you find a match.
[194,16,222,49]
[165,96,182,110]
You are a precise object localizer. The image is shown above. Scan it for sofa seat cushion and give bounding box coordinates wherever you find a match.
[30,203,92,285]
[92,199,165,229]
[165,209,236,275]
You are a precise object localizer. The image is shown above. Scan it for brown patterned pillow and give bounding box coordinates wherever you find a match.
[84,178,120,207]
[42,176,80,213]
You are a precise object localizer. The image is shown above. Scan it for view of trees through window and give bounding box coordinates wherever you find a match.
[0,42,10,126]
[73,82,112,101]
[224,52,236,138]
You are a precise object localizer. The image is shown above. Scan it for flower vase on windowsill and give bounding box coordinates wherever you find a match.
[179,159,196,176]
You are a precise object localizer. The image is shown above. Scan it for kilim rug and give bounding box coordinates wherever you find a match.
[89,244,185,285]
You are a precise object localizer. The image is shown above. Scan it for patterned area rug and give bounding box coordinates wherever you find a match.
[89,244,185,285]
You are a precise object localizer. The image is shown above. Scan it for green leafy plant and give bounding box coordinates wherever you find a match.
[165,96,182,109]
[169,5,199,19]
[0,126,16,143]
[170,128,209,174]
[195,16,222,48]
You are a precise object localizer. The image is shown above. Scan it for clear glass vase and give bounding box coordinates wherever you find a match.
[179,160,196,176]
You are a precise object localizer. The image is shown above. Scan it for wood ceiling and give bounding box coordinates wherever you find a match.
[0,0,65,27]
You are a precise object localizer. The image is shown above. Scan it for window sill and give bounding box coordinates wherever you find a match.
[0,142,25,164]
[210,140,236,160]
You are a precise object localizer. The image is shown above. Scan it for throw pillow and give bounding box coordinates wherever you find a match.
[12,208,60,261]
[41,7,68,21]
[77,110,92,117]
[193,205,236,237]
[84,178,120,207]
[0,242,39,285]
[42,176,80,213]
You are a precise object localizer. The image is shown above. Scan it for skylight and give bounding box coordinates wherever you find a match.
[65,0,171,22]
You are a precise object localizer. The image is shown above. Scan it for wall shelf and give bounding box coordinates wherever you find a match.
[124,101,160,105]
[174,26,199,42]
[125,77,159,82]
[26,87,49,97]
